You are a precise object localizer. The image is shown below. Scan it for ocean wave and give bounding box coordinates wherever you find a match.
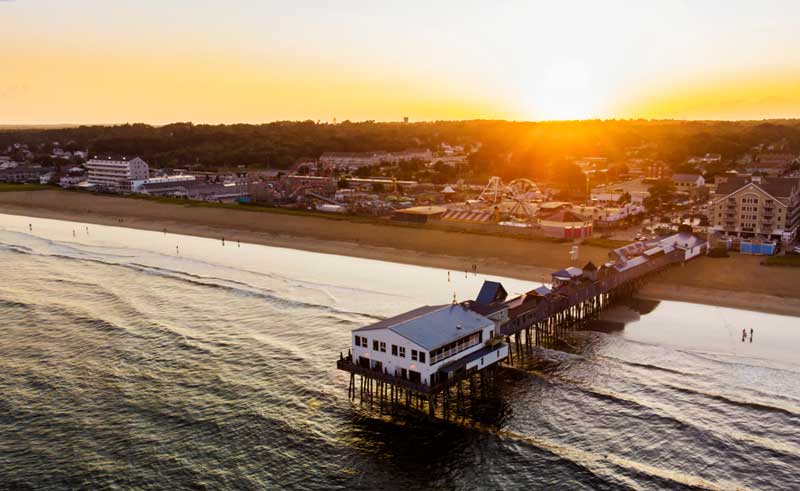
[677,349,800,375]
[663,383,800,419]
[2,244,383,323]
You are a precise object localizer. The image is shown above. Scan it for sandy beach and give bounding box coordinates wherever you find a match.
[1,188,798,316]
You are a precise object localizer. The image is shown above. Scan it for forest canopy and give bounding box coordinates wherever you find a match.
[2,120,800,179]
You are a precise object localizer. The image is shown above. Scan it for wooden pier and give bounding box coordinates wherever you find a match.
[337,233,708,420]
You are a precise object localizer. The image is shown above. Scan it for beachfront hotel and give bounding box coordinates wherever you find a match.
[350,300,509,387]
[84,156,150,192]
[709,176,800,243]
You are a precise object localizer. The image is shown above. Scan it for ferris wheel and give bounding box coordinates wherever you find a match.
[507,178,542,200]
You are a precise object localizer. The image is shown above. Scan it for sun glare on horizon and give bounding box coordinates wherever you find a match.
[2,1,800,123]
[519,60,603,121]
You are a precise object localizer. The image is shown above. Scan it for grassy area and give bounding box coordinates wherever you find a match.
[0,183,51,192]
[583,237,629,249]
[120,192,378,222]
[762,255,800,267]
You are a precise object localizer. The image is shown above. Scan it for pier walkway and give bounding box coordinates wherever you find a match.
[336,232,709,419]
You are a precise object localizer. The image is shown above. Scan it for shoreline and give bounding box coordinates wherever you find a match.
[0,199,556,284]
[636,283,800,318]
[1,189,799,317]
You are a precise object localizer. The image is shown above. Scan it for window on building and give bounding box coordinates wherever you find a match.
[373,340,379,351]
[399,347,406,358]
[391,344,398,356]
[411,349,418,361]
[419,351,425,363]
[379,341,386,353]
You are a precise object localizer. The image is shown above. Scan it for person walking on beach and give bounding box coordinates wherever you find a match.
[750,328,754,343]
[742,328,747,342]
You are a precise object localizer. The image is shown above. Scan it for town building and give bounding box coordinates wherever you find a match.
[688,153,722,165]
[672,173,705,193]
[350,303,508,386]
[185,181,249,202]
[391,206,447,224]
[319,152,388,169]
[131,175,197,196]
[84,156,149,191]
[538,209,593,238]
[579,202,645,227]
[0,165,51,183]
[746,153,797,176]
[319,148,432,169]
[709,176,800,242]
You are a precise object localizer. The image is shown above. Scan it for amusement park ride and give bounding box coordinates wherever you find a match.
[477,176,545,221]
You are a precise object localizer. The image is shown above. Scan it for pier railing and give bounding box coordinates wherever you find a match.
[337,358,436,394]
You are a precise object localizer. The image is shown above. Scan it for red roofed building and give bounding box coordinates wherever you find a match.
[539,209,593,239]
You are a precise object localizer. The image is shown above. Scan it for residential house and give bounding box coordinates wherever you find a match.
[672,174,705,195]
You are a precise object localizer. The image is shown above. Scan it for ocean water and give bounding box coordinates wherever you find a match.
[1,214,799,490]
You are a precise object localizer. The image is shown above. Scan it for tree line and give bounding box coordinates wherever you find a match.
[2,119,800,178]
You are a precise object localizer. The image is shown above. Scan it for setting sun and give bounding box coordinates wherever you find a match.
[520,60,602,120]
[2,0,800,124]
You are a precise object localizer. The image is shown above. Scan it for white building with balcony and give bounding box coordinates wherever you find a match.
[84,156,149,192]
[350,303,508,387]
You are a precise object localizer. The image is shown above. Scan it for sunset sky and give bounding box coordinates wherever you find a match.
[3,0,800,124]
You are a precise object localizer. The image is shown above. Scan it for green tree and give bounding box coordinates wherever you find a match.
[645,180,676,211]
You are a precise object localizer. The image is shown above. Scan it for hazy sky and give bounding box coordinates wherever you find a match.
[3,0,800,124]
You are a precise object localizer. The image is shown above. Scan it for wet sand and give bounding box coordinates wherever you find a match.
[1,189,798,316]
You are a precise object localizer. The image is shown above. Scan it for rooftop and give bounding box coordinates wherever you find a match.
[715,177,800,201]
[552,266,583,280]
[540,209,589,223]
[354,304,492,351]
[672,173,703,182]
[475,281,507,305]
[393,206,447,216]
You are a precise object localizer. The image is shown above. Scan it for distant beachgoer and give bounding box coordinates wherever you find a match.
[742,328,747,342]
[28,224,32,231]
[222,237,225,246]
[447,271,450,282]
[176,245,179,254]
[72,230,75,237]
[750,328,754,343]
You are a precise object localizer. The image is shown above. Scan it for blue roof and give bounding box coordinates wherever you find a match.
[614,255,649,272]
[476,281,507,305]
[354,304,492,351]
[533,285,552,296]
[552,267,582,279]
